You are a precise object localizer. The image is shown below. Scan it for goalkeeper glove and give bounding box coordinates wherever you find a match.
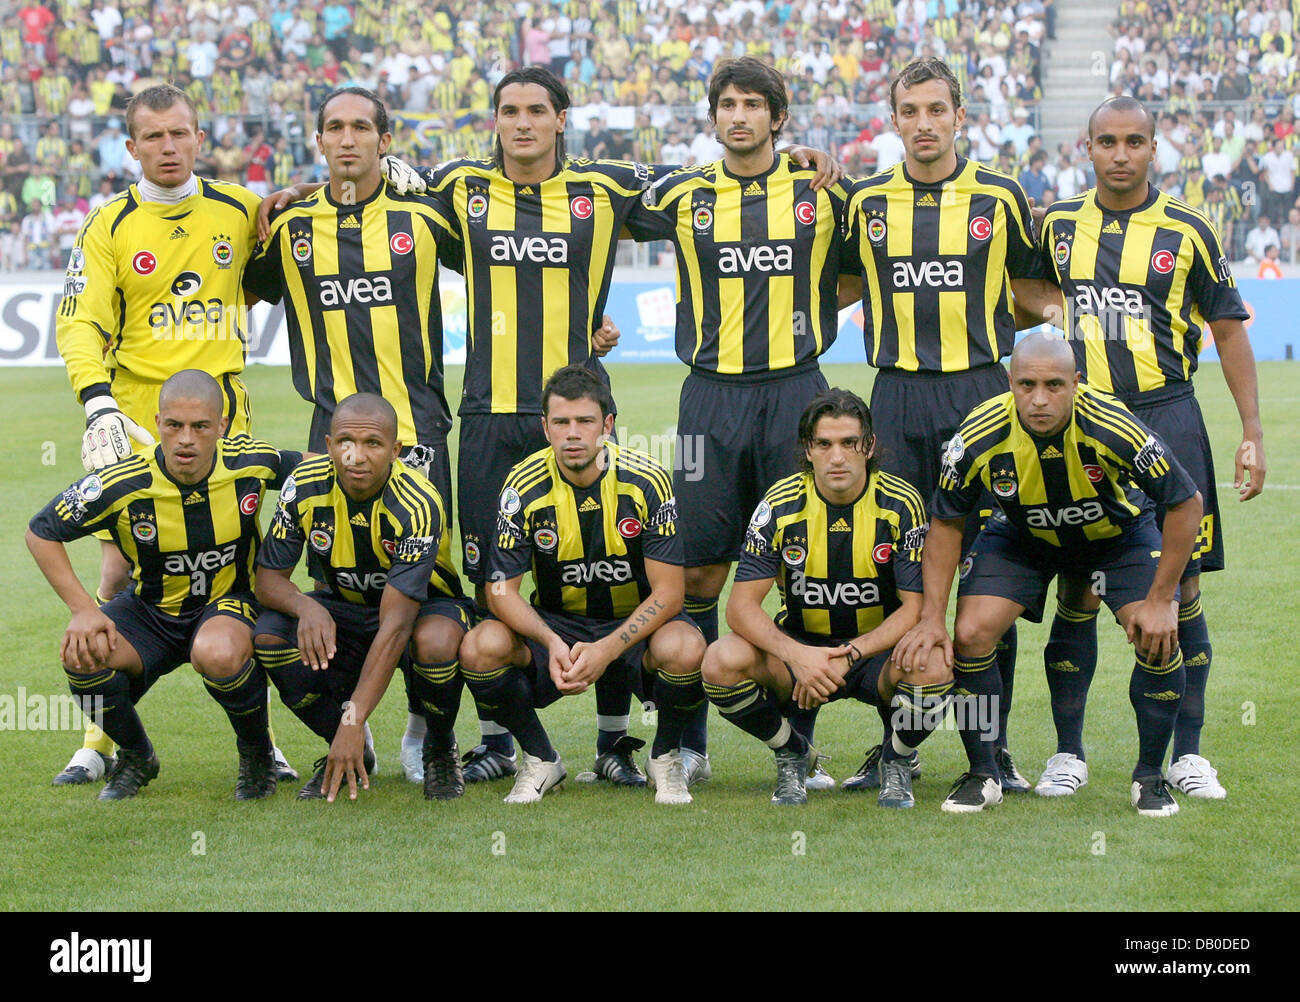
[81,395,156,471]
[380,155,427,195]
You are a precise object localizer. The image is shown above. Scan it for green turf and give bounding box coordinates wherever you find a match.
[1,362,1296,911]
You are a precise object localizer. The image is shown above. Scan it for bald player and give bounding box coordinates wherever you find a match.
[896,334,1203,816]
[27,370,301,800]
[253,393,474,802]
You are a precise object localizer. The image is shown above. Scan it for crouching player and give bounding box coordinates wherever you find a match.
[458,365,706,804]
[253,393,473,802]
[26,370,300,801]
[702,389,947,807]
[896,334,1202,816]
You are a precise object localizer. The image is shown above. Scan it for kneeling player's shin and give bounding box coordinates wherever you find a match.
[651,665,704,757]
[994,624,1016,751]
[703,679,804,753]
[202,658,271,752]
[890,680,955,755]
[953,651,1001,775]
[1045,600,1099,759]
[1130,651,1186,780]
[405,658,463,748]
[257,642,341,742]
[65,666,151,757]
[462,666,555,761]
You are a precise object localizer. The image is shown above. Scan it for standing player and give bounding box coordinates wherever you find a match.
[253,394,474,802]
[704,390,948,807]
[53,83,296,787]
[458,366,706,804]
[1027,96,1265,799]
[27,371,301,800]
[839,57,1053,793]
[896,334,1202,816]
[625,57,853,788]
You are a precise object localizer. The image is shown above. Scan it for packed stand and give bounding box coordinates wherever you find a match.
[1106,0,1300,266]
[0,0,1050,271]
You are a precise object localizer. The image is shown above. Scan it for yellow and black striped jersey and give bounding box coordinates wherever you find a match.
[737,469,926,642]
[258,454,461,607]
[243,183,456,446]
[932,385,1199,550]
[1029,185,1249,398]
[420,156,654,415]
[56,178,261,404]
[626,153,850,375]
[843,157,1038,372]
[489,442,681,620]
[29,435,299,617]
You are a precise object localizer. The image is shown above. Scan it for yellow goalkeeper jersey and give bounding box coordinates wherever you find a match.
[56,178,261,404]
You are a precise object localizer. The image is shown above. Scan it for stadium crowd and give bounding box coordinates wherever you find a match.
[2,0,1054,270]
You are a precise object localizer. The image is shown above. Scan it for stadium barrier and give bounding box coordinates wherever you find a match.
[1,273,1294,368]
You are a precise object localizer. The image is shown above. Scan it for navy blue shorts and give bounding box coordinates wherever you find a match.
[675,364,828,567]
[456,413,549,585]
[102,590,258,698]
[253,590,475,682]
[519,606,701,709]
[1122,385,1222,575]
[958,513,1173,623]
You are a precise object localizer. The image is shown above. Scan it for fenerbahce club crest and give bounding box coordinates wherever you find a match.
[991,466,1017,498]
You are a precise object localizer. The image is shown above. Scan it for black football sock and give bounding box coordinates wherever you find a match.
[1045,600,1099,759]
[993,624,1016,752]
[680,596,718,754]
[1130,651,1186,781]
[66,666,151,757]
[787,703,818,747]
[703,678,805,753]
[258,642,340,743]
[651,666,704,757]
[953,651,1000,776]
[406,657,463,749]
[202,658,271,753]
[890,680,954,755]
[595,672,630,755]
[462,666,555,762]
[1171,596,1212,760]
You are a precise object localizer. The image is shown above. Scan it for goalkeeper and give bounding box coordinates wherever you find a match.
[52,83,296,786]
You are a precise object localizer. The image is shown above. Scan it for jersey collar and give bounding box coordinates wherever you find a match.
[901,155,966,188]
[1091,181,1160,217]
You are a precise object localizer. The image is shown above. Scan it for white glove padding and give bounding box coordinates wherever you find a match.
[81,395,156,471]
[381,155,427,195]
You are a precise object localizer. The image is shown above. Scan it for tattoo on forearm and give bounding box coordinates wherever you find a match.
[618,597,666,646]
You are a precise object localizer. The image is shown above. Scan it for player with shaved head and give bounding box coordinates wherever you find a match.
[1026,94,1265,801]
[895,333,1205,816]
[253,393,474,802]
[27,371,303,800]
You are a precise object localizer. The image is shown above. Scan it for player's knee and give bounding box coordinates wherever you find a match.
[701,634,751,686]
[953,616,997,658]
[459,622,513,674]
[651,623,707,675]
[189,634,248,679]
[411,615,464,665]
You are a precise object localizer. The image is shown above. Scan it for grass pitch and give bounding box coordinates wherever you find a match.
[0,362,1296,911]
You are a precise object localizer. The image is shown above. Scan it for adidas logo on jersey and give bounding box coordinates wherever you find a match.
[915,192,937,207]
[744,181,763,196]
[1102,220,1123,234]
[183,492,203,505]
[518,185,534,195]
[829,518,851,532]
[578,497,600,512]
[1040,445,1063,459]
[169,225,188,239]
[340,215,361,229]
[350,512,368,526]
